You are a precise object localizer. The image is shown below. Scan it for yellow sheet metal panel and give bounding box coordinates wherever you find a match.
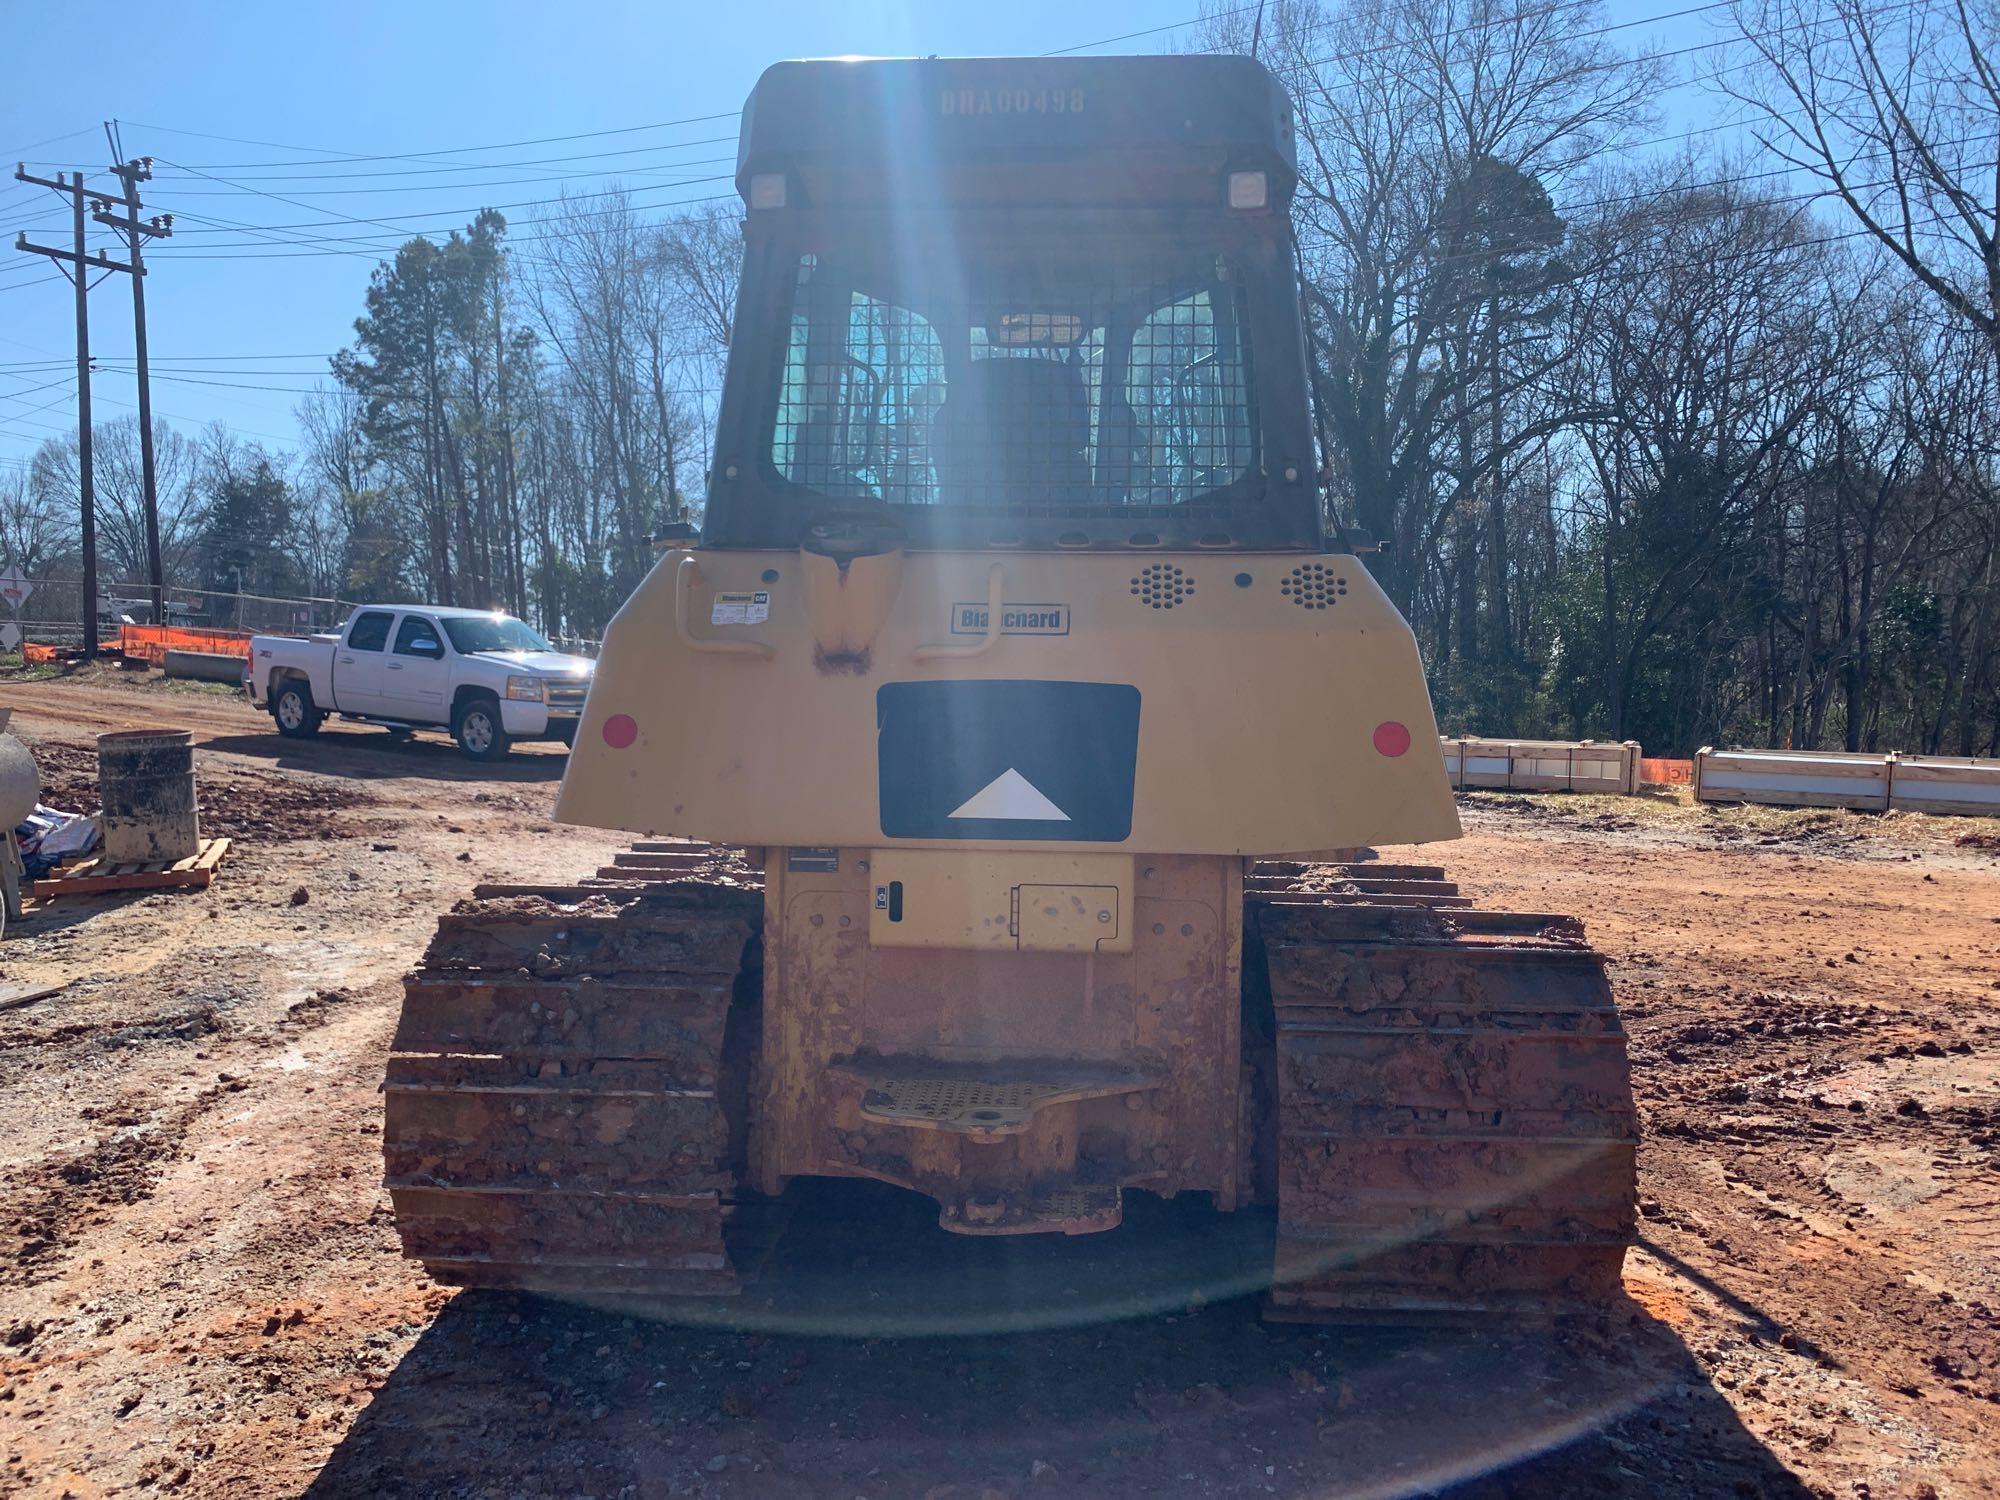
[865,849,1132,953]
[1016,885,1123,953]
[555,548,1460,855]
[754,849,1240,1205]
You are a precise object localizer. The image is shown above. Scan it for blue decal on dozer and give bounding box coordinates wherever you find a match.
[877,680,1140,841]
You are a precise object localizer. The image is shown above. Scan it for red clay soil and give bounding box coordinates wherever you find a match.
[0,670,1994,1499]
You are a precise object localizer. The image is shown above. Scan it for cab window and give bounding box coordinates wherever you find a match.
[346,611,394,652]
[394,616,445,658]
[766,249,1256,510]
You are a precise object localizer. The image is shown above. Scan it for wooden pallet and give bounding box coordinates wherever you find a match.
[32,837,231,898]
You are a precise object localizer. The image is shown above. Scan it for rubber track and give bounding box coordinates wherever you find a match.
[1250,870,1637,1319]
[384,872,761,1296]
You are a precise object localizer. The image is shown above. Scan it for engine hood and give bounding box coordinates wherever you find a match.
[467,650,594,677]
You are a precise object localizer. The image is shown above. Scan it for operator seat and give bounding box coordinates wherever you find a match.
[933,355,1092,504]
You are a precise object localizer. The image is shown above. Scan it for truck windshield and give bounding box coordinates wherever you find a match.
[441,616,557,655]
[767,246,1256,511]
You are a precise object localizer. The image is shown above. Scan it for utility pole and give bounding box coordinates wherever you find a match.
[14,167,117,659]
[13,140,172,656]
[101,124,172,625]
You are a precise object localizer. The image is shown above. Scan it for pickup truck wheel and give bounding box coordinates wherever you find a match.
[272,681,322,739]
[453,696,510,762]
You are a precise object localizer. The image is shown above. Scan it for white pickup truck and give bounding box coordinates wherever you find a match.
[246,605,593,761]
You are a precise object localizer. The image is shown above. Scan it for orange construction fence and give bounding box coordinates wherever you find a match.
[118,624,256,667]
[1639,756,1694,786]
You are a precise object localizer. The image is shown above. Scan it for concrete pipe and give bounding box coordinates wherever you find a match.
[97,728,199,865]
[162,649,249,685]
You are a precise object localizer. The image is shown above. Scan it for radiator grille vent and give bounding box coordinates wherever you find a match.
[1282,563,1348,610]
[1131,563,1194,610]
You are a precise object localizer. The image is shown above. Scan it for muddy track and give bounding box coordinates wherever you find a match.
[1250,896,1637,1318]
[385,876,763,1296]
[0,675,1996,1498]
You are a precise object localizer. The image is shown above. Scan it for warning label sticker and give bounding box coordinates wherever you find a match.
[711,590,771,625]
[949,602,1069,636]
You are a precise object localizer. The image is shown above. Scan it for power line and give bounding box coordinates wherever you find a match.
[2,0,1967,479]
[144,183,738,259]
[15,33,1952,280]
[99,0,1719,202]
[0,374,76,403]
[106,0,1264,172]
[0,126,100,160]
[138,371,329,393]
[1043,1,1266,54]
[112,108,742,170]
[120,0,1920,262]
[150,155,441,252]
[0,331,64,356]
[0,383,296,446]
[147,164,737,238]
[0,386,80,425]
[0,351,330,368]
[145,153,737,203]
[145,136,739,185]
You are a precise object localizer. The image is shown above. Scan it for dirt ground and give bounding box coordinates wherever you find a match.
[1,668,1994,1499]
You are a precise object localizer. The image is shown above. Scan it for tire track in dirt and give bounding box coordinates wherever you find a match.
[3,677,1997,1497]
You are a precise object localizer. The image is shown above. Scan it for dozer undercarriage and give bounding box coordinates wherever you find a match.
[385,51,1638,1324]
[385,849,1635,1318]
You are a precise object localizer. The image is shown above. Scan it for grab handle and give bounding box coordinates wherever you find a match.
[674,555,776,660]
[914,563,1005,661]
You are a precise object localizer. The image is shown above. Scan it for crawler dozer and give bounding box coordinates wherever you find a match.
[383,55,1636,1319]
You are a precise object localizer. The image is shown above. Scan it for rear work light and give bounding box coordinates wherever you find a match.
[748,172,787,210]
[1226,170,1269,210]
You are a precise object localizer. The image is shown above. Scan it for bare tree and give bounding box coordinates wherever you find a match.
[1558,175,1832,737]
[0,465,73,578]
[1202,0,1656,622]
[91,417,206,586]
[1728,0,2000,356]
[655,200,741,368]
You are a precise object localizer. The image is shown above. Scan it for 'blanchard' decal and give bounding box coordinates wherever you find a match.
[877,680,1140,841]
[948,602,1070,636]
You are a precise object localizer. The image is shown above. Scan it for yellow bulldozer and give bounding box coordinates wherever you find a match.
[381,54,1636,1320]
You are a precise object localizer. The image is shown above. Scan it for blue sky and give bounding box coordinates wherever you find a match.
[0,1,1734,478]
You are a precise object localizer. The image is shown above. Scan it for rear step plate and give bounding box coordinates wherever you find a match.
[831,1060,1156,1140]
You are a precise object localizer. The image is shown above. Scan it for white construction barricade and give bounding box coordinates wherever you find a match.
[1886,755,2000,816]
[1441,738,1642,795]
[1693,748,1892,810]
[1693,747,2000,816]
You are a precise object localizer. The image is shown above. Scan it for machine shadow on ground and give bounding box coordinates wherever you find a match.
[307,1181,1810,1498]
[199,729,571,785]
[12,891,168,936]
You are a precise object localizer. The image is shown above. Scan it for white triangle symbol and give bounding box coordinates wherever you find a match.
[948,768,1070,821]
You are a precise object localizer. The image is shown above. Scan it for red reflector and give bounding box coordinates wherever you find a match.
[602,713,638,749]
[1373,721,1411,758]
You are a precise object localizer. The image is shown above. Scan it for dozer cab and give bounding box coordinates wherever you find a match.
[383,55,1637,1320]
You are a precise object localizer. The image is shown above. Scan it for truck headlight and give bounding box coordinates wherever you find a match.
[506,675,545,702]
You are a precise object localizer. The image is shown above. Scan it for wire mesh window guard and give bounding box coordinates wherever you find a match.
[770,250,1258,511]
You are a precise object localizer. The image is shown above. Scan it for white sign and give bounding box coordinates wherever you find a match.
[0,573,32,610]
[709,590,771,626]
[0,622,18,651]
